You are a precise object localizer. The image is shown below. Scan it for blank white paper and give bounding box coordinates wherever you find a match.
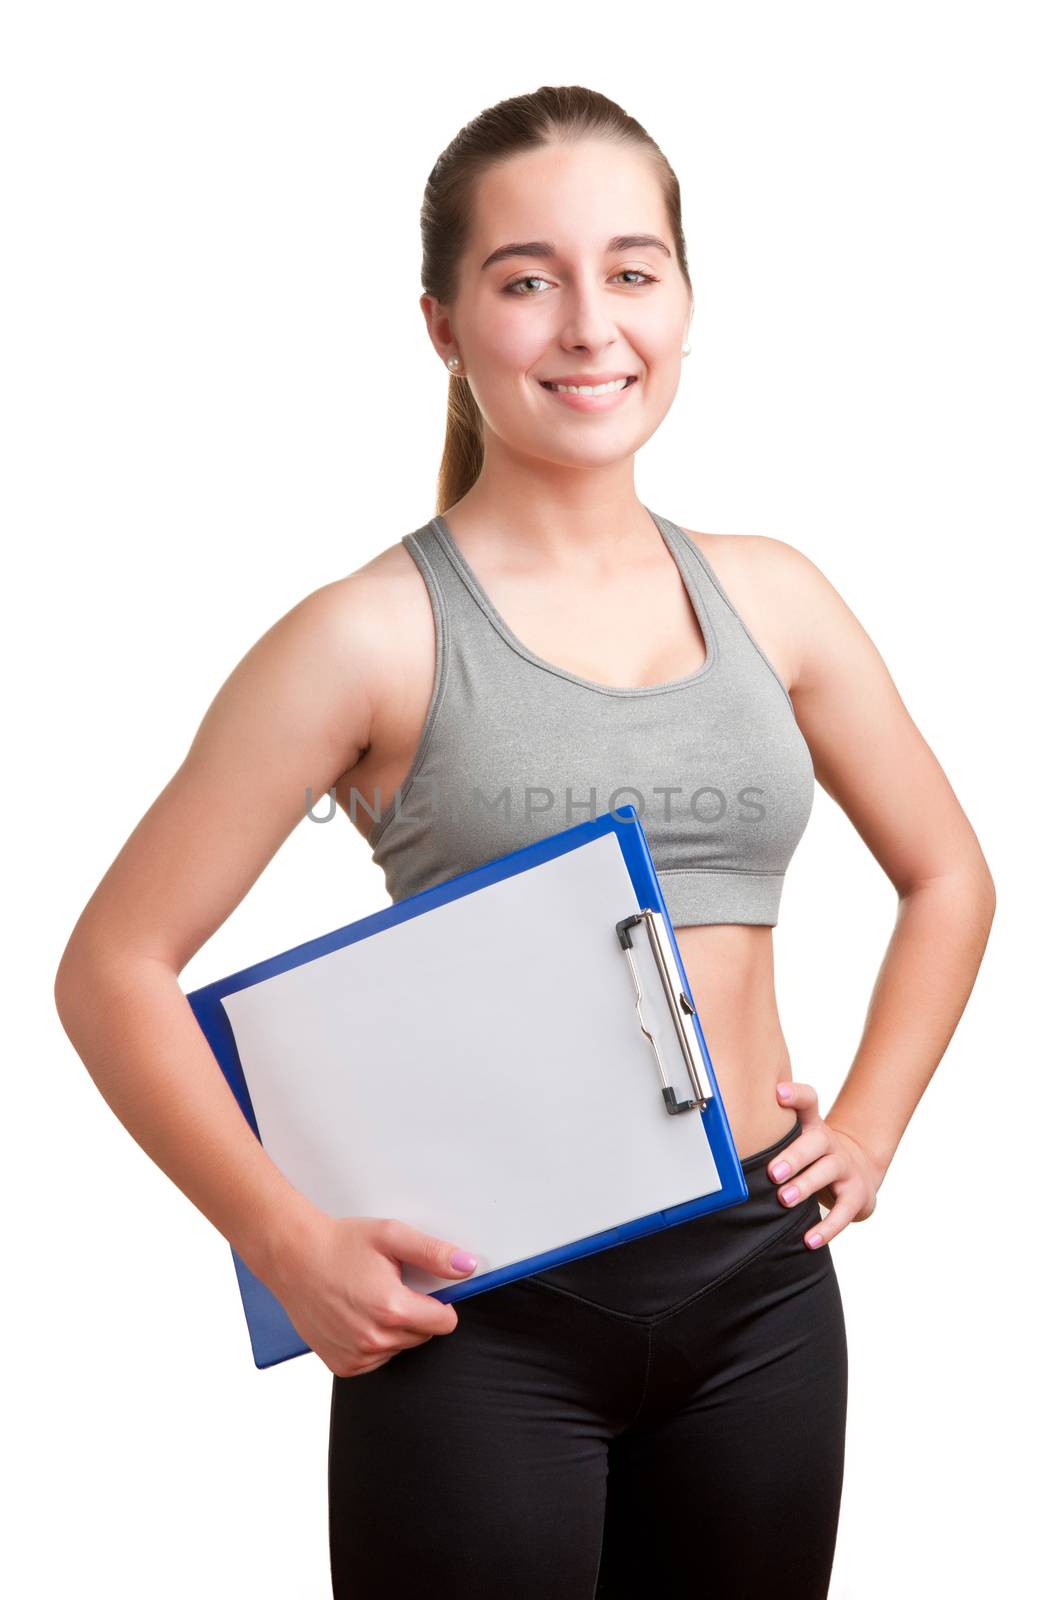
[220,830,721,1294]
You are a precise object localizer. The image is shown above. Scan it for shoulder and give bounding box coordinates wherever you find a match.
[322,535,436,730]
[229,537,427,763]
[679,525,829,604]
[684,527,894,710]
[677,527,838,691]
[295,534,433,654]
[264,547,403,680]
[335,536,435,660]
[336,534,432,615]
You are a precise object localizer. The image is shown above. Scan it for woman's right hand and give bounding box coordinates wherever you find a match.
[264,1214,480,1378]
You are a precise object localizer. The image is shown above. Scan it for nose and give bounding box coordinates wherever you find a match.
[555,274,622,357]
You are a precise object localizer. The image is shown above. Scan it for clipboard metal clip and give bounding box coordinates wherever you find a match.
[615,911,713,1115]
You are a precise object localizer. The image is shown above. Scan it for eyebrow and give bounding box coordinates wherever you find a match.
[480,234,672,271]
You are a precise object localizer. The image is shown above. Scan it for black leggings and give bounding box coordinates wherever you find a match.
[328,1116,848,1598]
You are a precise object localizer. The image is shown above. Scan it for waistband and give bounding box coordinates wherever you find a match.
[740,1115,802,1172]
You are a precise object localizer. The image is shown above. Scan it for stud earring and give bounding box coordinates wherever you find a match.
[446,354,463,373]
[681,342,691,357]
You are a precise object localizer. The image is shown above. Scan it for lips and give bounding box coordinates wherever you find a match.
[539,376,637,390]
[537,374,640,414]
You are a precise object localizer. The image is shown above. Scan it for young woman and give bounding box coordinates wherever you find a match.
[55,86,995,1600]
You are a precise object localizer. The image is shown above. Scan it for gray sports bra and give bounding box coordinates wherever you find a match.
[366,509,815,927]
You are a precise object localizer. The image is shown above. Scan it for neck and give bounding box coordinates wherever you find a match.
[444,465,660,569]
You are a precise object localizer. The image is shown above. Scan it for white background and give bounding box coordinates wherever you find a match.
[7,2,1059,1595]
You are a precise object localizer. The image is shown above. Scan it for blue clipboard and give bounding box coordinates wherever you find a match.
[185,804,749,1369]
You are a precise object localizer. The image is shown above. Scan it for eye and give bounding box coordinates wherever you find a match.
[504,269,660,296]
[506,275,552,296]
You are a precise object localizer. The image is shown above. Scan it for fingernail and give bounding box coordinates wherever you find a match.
[781,1185,800,1203]
[808,1234,823,1248]
[778,1084,792,1100]
[451,1250,478,1272]
[771,1161,791,1180]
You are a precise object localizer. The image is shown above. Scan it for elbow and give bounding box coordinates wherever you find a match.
[982,867,997,922]
[54,930,106,1032]
[970,869,997,966]
[55,932,175,1037]
[981,871,998,952]
[969,848,997,928]
[897,859,997,928]
[54,940,88,1032]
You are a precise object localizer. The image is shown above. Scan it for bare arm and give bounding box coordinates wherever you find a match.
[54,574,381,1289]
[775,539,997,1178]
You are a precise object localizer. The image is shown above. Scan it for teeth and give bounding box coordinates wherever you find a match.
[546,378,631,395]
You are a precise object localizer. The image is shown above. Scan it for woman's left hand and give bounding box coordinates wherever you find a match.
[769,1080,888,1249]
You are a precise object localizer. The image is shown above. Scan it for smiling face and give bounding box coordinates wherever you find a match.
[421,138,694,472]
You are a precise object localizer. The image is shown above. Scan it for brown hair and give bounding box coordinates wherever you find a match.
[420,85,693,515]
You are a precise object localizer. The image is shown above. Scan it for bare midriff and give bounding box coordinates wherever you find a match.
[672,923,798,1160]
